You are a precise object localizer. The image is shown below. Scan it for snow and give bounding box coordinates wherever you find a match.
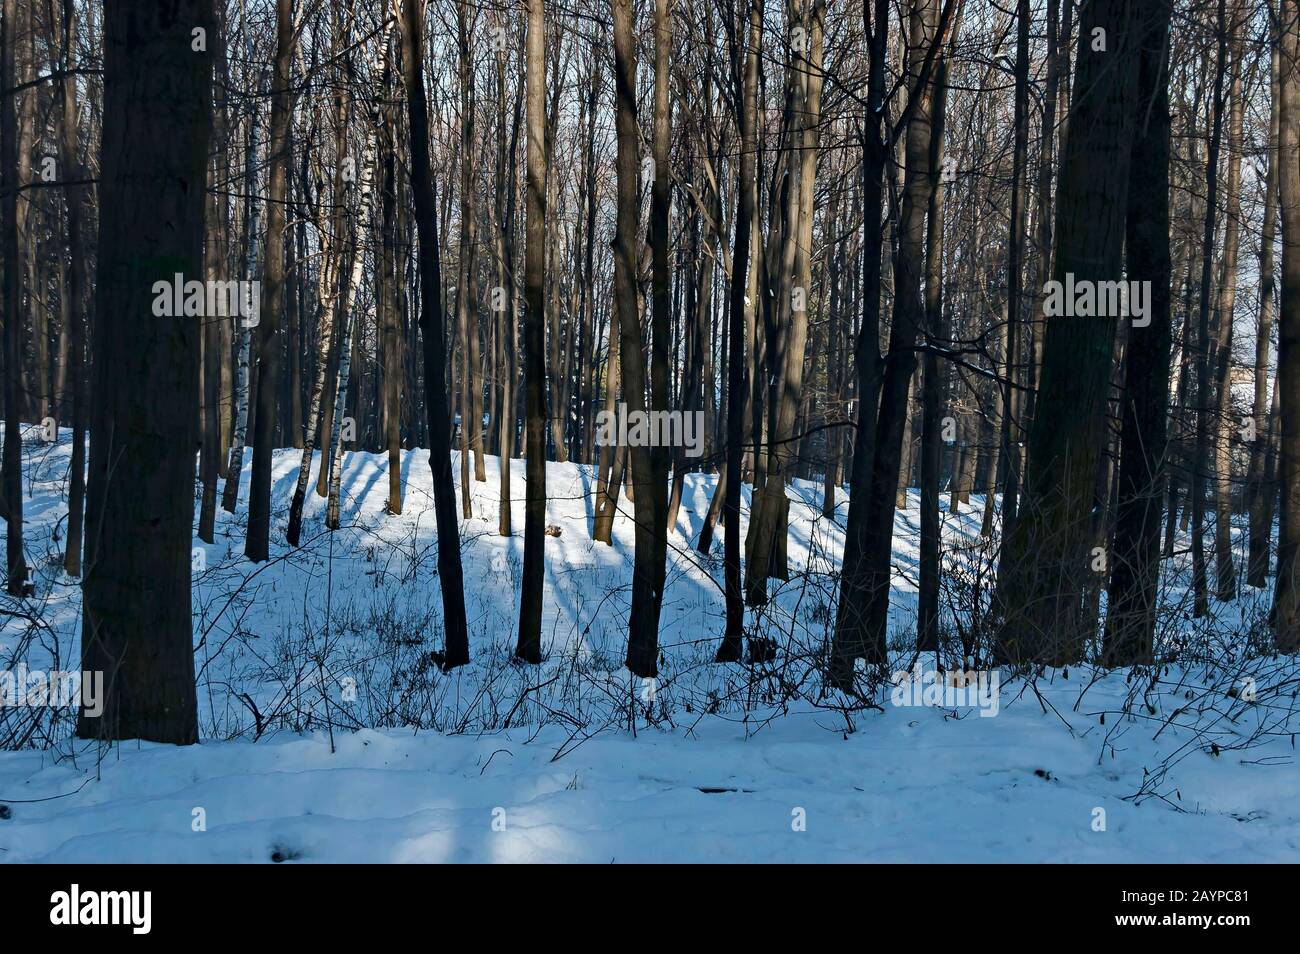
[1,425,1298,862]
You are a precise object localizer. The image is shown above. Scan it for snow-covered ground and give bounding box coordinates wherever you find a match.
[1,425,1297,862]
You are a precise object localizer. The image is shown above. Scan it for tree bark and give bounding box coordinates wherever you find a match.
[401,0,470,669]
[1191,0,1230,617]
[246,0,294,562]
[494,33,523,538]
[853,0,944,664]
[58,0,88,578]
[918,20,953,654]
[714,0,762,661]
[380,49,404,516]
[515,0,548,664]
[77,0,211,743]
[221,71,263,515]
[745,0,824,607]
[1,0,26,594]
[1210,1,1246,602]
[1274,0,1300,652]
[995,0,1140,665]
[1104,0,1173,665]
[828,0,890,686]
[1248,23,1281,588]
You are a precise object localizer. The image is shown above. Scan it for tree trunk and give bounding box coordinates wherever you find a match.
[325,67,390,534]
[579,49,601,466]
[59,0,87,578]
[1210,1,1246,602]
[1,0,26,594]
[198,6,228,546]
[1104,0,1173,665]
[828,0,890,686]
[1191,0,1230,618]
[995,0,1140,665]
[516,0,549,664]
[381,54,404,516]
[221,77,263,514]
[592,276,622,543]
[457,0,486,497]
[918,22,952,654]
[1248,26,1281,588]
[715,0,762,661]
[284,195,341,545]
[246,0,294,562]
[77,0,211,743]
[853,0,943,664]
[401,0,471,669]
[15,0,38,427]
[1274,0,1300,652]
[745,0,824,607]
[494,35,523,538]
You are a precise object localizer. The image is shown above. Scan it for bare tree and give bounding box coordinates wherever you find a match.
[625,0,678,677]
[1248,11,1281,588]
[996,0,1141,664]
[400,0,470,669]
[77,0,212,742]
[1105,0,1174,664]
[58,0,88,577]
[1274,0,1300,652]
[246,0,296,562]
[1,0,27,595]
[515,0,549,664]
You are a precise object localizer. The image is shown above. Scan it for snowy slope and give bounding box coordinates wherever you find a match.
[1,426,1297,862]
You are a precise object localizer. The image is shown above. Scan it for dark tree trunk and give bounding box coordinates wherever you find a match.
[457,0,486,493]
[625,0,675,677]
[494,35,522,538]
[828,0,890,686]
[515,0,548,664]
[1104,0,1173,665]
[853,0,943,665]
[918,23,952,654]
[77,0,212,743]
[1274,0,1300,652]
[401,0,470,669]
[716,0,762,662]
[1,0,27,595]
[1191,0,1229,618]
[246,0,294,563]
[995,0,1140,665]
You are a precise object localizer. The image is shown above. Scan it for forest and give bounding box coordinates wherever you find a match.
[0,0,1298,866]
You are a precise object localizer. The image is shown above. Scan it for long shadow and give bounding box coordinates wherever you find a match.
[338,453,386,526]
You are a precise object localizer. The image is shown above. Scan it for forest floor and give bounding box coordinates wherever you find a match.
[0,425,1297,862]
